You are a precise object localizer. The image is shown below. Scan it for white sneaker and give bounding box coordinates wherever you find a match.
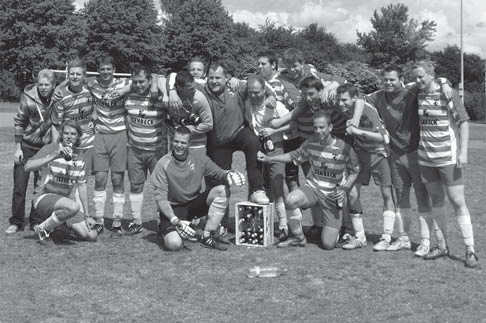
[5,224,21,234]
[249,190,270,205]
[373,237,390,251]
[33,225,50,242]
[414,242,430,257]
[386,236,411,251]
[342,236,367,250]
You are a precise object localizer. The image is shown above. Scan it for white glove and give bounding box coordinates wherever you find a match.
[227,170,246,187]
[170,217,196,240]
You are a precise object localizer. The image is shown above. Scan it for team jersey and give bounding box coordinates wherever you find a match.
[166,89,213,149]
[352,102,389,156]
[32,142,86,198]
[125,92,166,152]
[151,150,227,206]
[244,99,289,144]
[293,100,348,141]
[87,77,131,134]
[289,137,359,197]
[266,73,298,140]
[417,84,469,167]
[51,85,95,150]
[365,85,420,155]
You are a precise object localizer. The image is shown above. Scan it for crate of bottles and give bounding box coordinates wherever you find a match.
[235,202,274,247]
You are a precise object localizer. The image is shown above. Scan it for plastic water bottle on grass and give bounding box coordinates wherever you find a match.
[247,266,286,278]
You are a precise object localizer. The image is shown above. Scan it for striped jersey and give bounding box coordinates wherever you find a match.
[51,85,95,150]
[417,85,469,167]
[33,142,86,198]
[266,73,299,140]
[125,92,166,151]
[289,137,359,197]
[87,78,130,134]
[352,102,389,156]
[244,100,289,144]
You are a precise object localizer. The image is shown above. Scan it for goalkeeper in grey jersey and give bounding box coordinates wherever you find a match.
[151,126,245,251]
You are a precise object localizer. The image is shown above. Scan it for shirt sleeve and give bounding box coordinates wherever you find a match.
[202,155,227,181]
[346,146,360,176]
[14,94,30,143]
[448,91,470,125]
[192,91,213,134]
[288,140,310,165]
[150,157,170,204]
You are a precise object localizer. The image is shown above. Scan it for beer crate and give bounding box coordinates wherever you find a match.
[235,202,274,247]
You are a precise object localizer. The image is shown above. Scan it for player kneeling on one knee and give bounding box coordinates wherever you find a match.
[258,110,360,250]
[151,126,245,251]
[25,120,98,243]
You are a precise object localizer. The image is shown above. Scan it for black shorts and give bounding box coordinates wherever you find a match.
[159,190,210,236]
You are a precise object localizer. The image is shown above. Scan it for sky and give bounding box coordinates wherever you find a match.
[74,0,486,58]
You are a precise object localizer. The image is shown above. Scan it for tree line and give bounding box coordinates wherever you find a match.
[0,0,484,120]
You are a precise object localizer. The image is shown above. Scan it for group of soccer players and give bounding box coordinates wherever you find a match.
[6,48,479,268]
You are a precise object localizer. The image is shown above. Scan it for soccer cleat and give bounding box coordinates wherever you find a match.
[278,228,289,242]
[33,225,55,247]
[200,232,228,250]
[342,236,367,250]
[423,246,449,260]
[373,238,390,251]
[386,237,411,251]
[92,224,104,235]
[414,242,430,257]
[249,190,270,205]
[277,236,306,248]
[5,224,22,234]
[112,225,123,235]
[219,225,228,238]
[465,251,479,268]
[127,222,144,234]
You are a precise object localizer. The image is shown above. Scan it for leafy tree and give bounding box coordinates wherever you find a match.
[162,0,239,72]
[82,0,166,72]
[357,3,436,66]
[0,0,85,91]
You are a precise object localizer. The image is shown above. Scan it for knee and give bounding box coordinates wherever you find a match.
[284,196,299,210]
[320,238,337,250]
[130,183,144,194]
[94,172,108,189]
[213,185,228,198]
[111,172,125,191]
[163,231,183,251]
[66,201,80,215]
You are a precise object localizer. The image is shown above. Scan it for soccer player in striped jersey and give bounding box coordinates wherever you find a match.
[258,110,360,249]
[26,120,98,244]
[336,84,395,251]
[123,64,167,235]
[412,61,478,268]
[87,56,131,235]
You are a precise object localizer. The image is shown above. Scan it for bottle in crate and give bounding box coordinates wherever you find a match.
[235,202,274,247]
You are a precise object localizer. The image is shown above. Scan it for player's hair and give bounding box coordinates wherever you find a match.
[257,50,278,70]
[67,59,86,74]
[175,70,195,89]
[336,84,359,98]
[283,48,304,66]
[412,60,435,76]
[131,64,152,78]
[383,64,403,79]
[313,109,333,125]
[207,60,233,77]
[36,69,56,85]
[246,74,266,89]
[59,120,83,147]
[174,126,192,140]
[97,56,115,69]
[299,76,323,91]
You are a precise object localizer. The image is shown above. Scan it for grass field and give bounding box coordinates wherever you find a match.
[0,114,485,322]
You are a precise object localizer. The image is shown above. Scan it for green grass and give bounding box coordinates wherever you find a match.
[0,122,485,322]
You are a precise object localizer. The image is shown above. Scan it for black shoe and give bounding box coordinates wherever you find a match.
[465,251,479,268]
[277,236,306,248]
[423,246,449,260]
[278,228,289,242]
[93,224,104,235]
[127,222,144,234]
[200,232,228,251]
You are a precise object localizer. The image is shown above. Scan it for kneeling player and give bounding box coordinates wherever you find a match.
[151,126,245,251]
[25,120,97,244]
[258,110,360,249]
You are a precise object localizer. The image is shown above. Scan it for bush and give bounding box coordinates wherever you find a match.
[464,90,485,122]
[0,69,19,101]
